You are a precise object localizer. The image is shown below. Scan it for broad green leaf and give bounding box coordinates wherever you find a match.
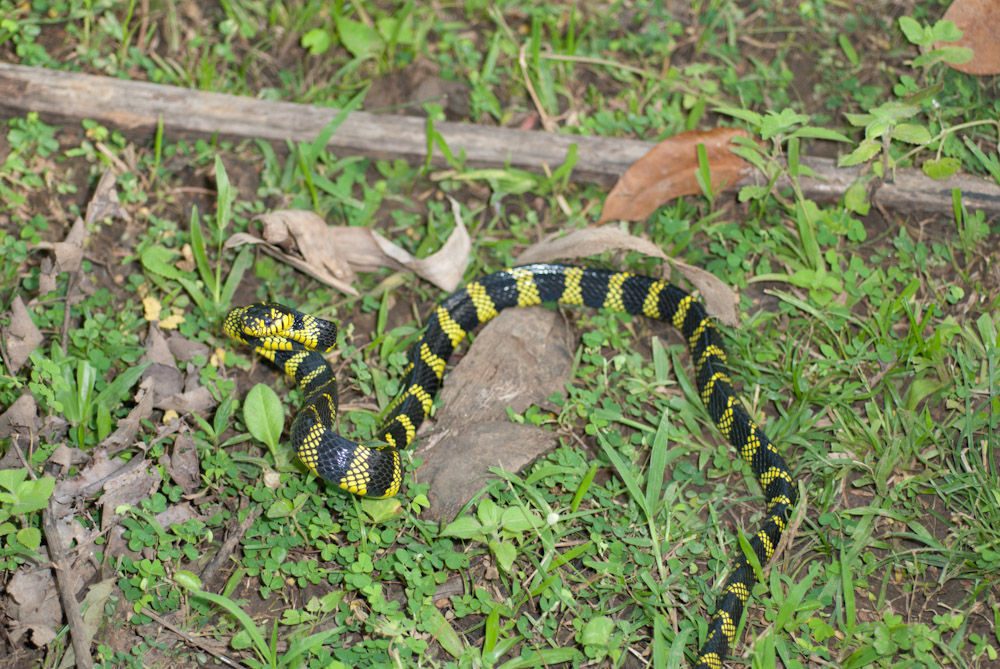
[243,383,284,453]
[931,19,963,43]
[844,182,870,215]
[922,157,960,180]
[8,476,54,515]
[892,123,931,145]
[837,140,880,167]
[16,526,40,550]
[788,126,851,143]
[421,602,464,658]
[489,538,517,573]
[361,497,402,522]
[95,361,152,410]
[189,205,213,293]
[898,16,926,46]
[140,245,184,279]
[440,515,485,540]
[336,17,381,58]
[0,468,27,493]
[500,506,544,533]
[581,616,614,646]
[174,570,203,591]
[301,28,332,55]
[714,106,764,128]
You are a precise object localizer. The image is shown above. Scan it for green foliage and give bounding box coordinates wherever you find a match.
[0,470,54,563]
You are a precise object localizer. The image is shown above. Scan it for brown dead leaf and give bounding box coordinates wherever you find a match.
[51,450,123,507]
[142,325,184,405]
[937,0,1000,74]
[227,204,471,294]
[100,460,161,530]
[0,393,38,441]
[157,386,216,415]
[35,216,86,274]
[100,377,155,455]
[164,434,200,494]
[415,308,574,521]
[516,227,739,326]
[4,296,43,373]
[6,568,62,646]
[599,127,752,223]
[166,332,211,362]
[85,168,131,225]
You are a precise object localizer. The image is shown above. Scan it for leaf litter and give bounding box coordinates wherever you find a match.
[599,127,752,224]
[225,198,471,294]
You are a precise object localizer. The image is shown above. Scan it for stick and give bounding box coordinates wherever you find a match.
[1,63,997,215]
[42,501,94,669]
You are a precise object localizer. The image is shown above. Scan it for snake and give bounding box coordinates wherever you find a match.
[223,263,796,668]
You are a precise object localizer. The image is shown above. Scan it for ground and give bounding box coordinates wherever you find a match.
[0,1,999,668]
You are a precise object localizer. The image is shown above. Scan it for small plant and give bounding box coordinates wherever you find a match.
[0,469,54,564]
[140,157,252,321]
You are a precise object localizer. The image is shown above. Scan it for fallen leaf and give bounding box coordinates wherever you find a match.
[100,377,155,455]
[0,393,38,441]
[154,501,202,530]
[6,568,62,646]
[599,127,752,223]
[35,216,86,274]
[164,434,200,495]
[156,386,216,415]
[415,308,574,521]
[3,296,43,373]
[166,332,211,362]
[51,450,123,507]
[142,296,162,321]
[100,460,161,530]
[227,203,471,294]
[142,326,184,405]
[937,0,1000,74]
[516,226,739,326]
[85,168,131,225]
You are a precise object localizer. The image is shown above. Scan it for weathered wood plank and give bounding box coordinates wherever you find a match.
[1,62,997,216]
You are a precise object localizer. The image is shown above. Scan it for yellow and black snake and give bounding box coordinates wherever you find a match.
[224,263,796,668]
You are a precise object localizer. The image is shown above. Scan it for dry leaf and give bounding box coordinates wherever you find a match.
[100,461,161,530]
[6,568,62,646]
[228,205,471,293]
[164,434,200,495]
[516,227,739,326]
[100,377,155,455]
[0,393,38,441]
[937,0,1000,74]
[4,296,43,373]
[35,216,86,274]
[599,127,752,223]
[85,168,131,225]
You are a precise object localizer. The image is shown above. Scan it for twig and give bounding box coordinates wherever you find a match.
[140,607,245,668]
[42,500,94,669]
[199,501,261,585]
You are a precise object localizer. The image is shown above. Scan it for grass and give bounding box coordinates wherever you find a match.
[0,1,999,667]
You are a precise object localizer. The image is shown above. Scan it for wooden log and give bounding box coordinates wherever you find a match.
[1,62,997,216]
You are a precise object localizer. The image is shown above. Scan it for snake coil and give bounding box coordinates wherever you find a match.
[224,263,796,668]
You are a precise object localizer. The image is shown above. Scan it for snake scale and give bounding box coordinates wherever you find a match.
[224,263,796,668]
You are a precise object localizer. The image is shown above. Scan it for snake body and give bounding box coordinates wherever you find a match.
[224,263,796,668]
